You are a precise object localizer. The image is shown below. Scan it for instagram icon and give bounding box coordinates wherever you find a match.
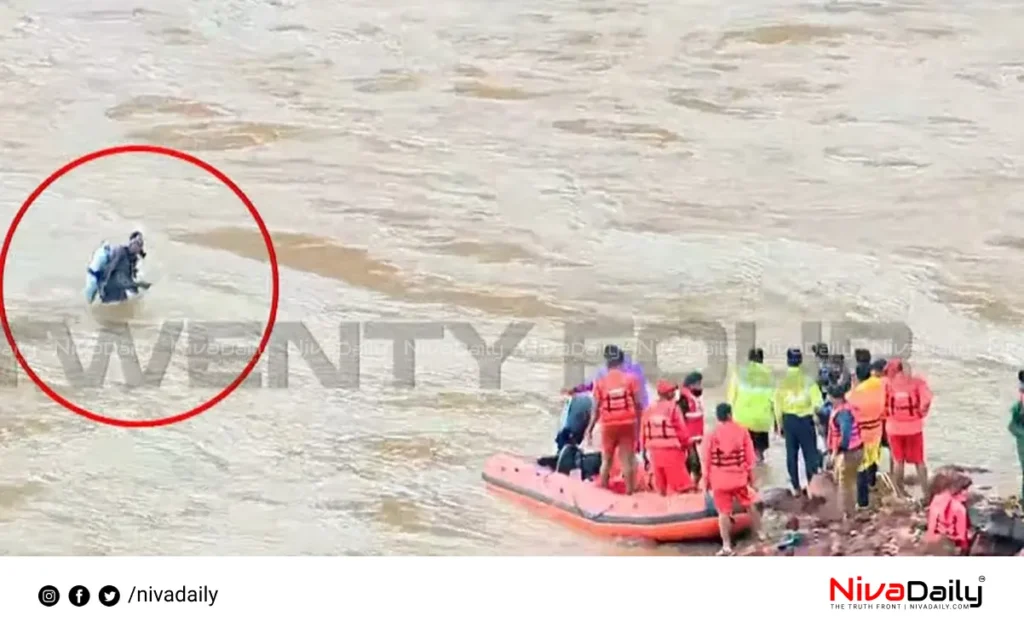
[38,585,60,607]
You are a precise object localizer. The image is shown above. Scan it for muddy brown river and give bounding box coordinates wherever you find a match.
[0,0,1022,554]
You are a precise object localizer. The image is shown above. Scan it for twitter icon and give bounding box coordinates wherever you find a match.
[98,585,120,607]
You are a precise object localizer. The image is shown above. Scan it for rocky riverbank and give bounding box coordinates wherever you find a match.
[735,465,1023,556]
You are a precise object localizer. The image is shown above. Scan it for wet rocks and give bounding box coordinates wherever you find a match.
[741,464,1019,557]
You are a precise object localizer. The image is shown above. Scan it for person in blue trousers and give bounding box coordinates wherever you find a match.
[774,348,824,495]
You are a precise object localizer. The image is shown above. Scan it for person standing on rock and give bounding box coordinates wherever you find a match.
[826,385,865,520]
[869,358,892,474]
[1008,370,1024,499]
[727,348,776,464]
[775,348,823,496]
[848,363,886,507]
[885,358,933,498]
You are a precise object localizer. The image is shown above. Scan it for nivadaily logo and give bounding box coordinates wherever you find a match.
[829,576,984,610]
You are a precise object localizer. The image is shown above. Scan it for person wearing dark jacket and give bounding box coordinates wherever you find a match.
[555,394,593,452]
[853,348,872,384]
[98,231,148,303]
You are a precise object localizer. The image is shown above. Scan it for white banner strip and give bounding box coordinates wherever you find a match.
[7,557,1017,629]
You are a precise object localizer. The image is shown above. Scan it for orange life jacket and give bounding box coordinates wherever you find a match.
[827,401,864,453]
[848,378,885,444]
[594,368,639,426]
[703,421,750,490]
[641,400,689,450]
[886,373,932,436]
[678,388,705,439]
[926,490,969,550]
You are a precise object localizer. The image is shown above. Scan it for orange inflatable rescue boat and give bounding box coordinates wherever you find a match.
[483,452,753,543]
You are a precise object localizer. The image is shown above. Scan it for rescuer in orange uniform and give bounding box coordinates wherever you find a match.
[586,345,644,494]
[885,359,932,498]
[702,403,764,556]
[641,380,693,495]
[926,479,972,553]
[678,371,706,486]
[869,358,892,473]
[847,363,886,508]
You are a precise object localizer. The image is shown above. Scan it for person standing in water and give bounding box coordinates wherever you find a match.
[885,358,932,498]
[1008,370,1024,500]
[93,231,148,303]
[586,345,643,494]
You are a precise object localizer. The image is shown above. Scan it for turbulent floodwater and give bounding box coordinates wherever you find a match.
[0,0,1022,554]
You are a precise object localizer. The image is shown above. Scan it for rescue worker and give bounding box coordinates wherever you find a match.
[847,363,885,508]
[870,358,892,473]
[774,348,823,495]
[585,345,643,494]
[885,358,932,498]
[926,478,972,553]
[640,380,692,495]
[1008,370,1024,499]
[564,347,649,410]
[826,385,865,520]
[678,371,706,485]
[727,347,775,464]
[702,402,763,556]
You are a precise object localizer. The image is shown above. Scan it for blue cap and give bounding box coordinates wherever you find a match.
[786,347,803,367]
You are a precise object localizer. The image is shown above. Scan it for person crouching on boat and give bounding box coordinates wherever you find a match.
[641,380,693,495]
[702,403,763,555]
[555,393,593,452]
[586,345,643,495]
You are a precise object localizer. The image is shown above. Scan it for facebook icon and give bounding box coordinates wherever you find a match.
[69,585,90,606]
